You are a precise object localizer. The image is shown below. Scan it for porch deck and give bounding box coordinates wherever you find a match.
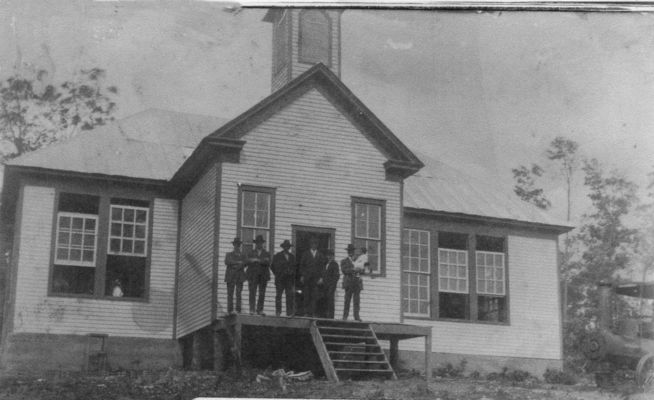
[212,314,432,380]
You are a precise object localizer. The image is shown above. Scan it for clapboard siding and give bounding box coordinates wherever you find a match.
[290,10,340,79]
[12,186,178,339]
[176,165,216,338]
[400,234,562,360]
[218,89,401,322]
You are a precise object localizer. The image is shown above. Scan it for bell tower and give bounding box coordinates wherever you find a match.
[263,8,343,92]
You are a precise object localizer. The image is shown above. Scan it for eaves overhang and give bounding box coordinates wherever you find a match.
[404,206,575,235]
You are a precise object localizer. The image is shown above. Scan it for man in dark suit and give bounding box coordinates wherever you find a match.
[224,237,247,315]
[271,239,296,317]
[245,235,271,316]
[318,249,340,319]
[299,237,326,317]
[341,244,363,321]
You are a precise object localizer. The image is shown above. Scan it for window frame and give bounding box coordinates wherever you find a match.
[237,185,276,254]
[402,228,431,318]
[298,9,332,67]
[401,224,510,326]
[54,211,99,268]
[107,204,150,257]
[351,197,386,277]
[48,189,153,302]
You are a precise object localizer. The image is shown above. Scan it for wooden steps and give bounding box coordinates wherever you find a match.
[309,319,397,382]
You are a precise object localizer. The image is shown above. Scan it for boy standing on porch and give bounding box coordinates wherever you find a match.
[246,235,271,315]
[224,237,247,315]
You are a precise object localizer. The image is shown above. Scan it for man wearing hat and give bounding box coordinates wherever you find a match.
[224,237,247,315]
[341,244,364,321]
[318,248,340,319]
[299,236,326,317]
[271,239,296,316]
[245,235,271,315]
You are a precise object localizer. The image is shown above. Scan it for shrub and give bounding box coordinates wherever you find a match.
[543,368,578,385]
[486,367,538,386]
[433,359,467,378]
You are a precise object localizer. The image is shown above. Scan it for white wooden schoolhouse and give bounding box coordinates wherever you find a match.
[0,8,571,378]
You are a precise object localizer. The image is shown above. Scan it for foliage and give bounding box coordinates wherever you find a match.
[486,367,537,386]
[512,163,550,209]
[543,368,578,385]
[0,67,117,162]
[433,359,467,378]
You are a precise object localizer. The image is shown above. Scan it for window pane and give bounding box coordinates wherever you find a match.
[59,216,71,229]
[84,219,96,231]
[122,224,134,238]
[256,193,269,212]
[136,210,147,223]
[83,250,94,262]
[124,208,135,222]
[243,191,256,210]
[110,239,121,253]
[58,232,70,245]
[355,204,368,237]
[56,248,69,260]
[70,249,82,261]
[256,210,268,228]
[134,240,145,255]
[242,209,255,227]
[111,223,121,236]
[111,207,122,221]
[122,240,133,253]
[84,235,95,247]
[72,218,84,230]
[135,225,146,239]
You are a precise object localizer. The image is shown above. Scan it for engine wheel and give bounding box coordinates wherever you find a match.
[636,353,654,390]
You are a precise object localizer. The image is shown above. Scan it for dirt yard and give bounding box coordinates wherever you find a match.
[0,368,649,400]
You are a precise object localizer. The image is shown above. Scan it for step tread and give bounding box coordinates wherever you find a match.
[332,359,391,364]
[335,368,395,373]
[318,326,372,333]
[323,342,381,347]
[329,351,386,356]
[321,334,374,339]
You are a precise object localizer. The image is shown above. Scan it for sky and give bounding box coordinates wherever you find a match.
[1,1,654,222]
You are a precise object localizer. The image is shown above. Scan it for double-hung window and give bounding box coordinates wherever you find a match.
[352,197,385,275]
[402,229,430,317]
[52,193,100,295]
[51,192,150,299]
[437,232,469,320]
[239,186,275,253]
[475,235,507,322]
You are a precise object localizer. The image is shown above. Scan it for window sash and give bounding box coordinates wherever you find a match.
[476,250,506,296]
[438,248,468,294]
[354,203,381,240]
[107,205,149,257]
[402,229,430,317]
[241,191,271,229]
[55,212,98,267]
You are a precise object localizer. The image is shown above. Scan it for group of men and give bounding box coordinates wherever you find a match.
[224,235,367,321]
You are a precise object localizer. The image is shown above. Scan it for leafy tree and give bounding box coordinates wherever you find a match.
[564,159,639,364]
[0,67,117,162]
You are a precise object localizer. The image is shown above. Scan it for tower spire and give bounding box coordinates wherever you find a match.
[263,8,342,92]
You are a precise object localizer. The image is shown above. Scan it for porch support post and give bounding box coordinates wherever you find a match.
[233,318,243,373]
[191,331,202,370]
[389,338,399,370]
[424,332,432,379]
[213,328,224,372]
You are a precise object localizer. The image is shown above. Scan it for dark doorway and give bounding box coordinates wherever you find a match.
[292,226,335,316]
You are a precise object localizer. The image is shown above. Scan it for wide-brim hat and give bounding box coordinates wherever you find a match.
[253,235,266,244]
[280,240,293,248]
[345,244,356,252]
[232,237,243,245]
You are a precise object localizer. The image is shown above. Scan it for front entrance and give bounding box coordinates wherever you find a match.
[292,225,335,316]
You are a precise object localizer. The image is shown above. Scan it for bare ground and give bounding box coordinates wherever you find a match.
[0,369,649,400]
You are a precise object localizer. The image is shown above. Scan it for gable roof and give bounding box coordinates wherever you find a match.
[404,152,572,232]
[7,109,229,181]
